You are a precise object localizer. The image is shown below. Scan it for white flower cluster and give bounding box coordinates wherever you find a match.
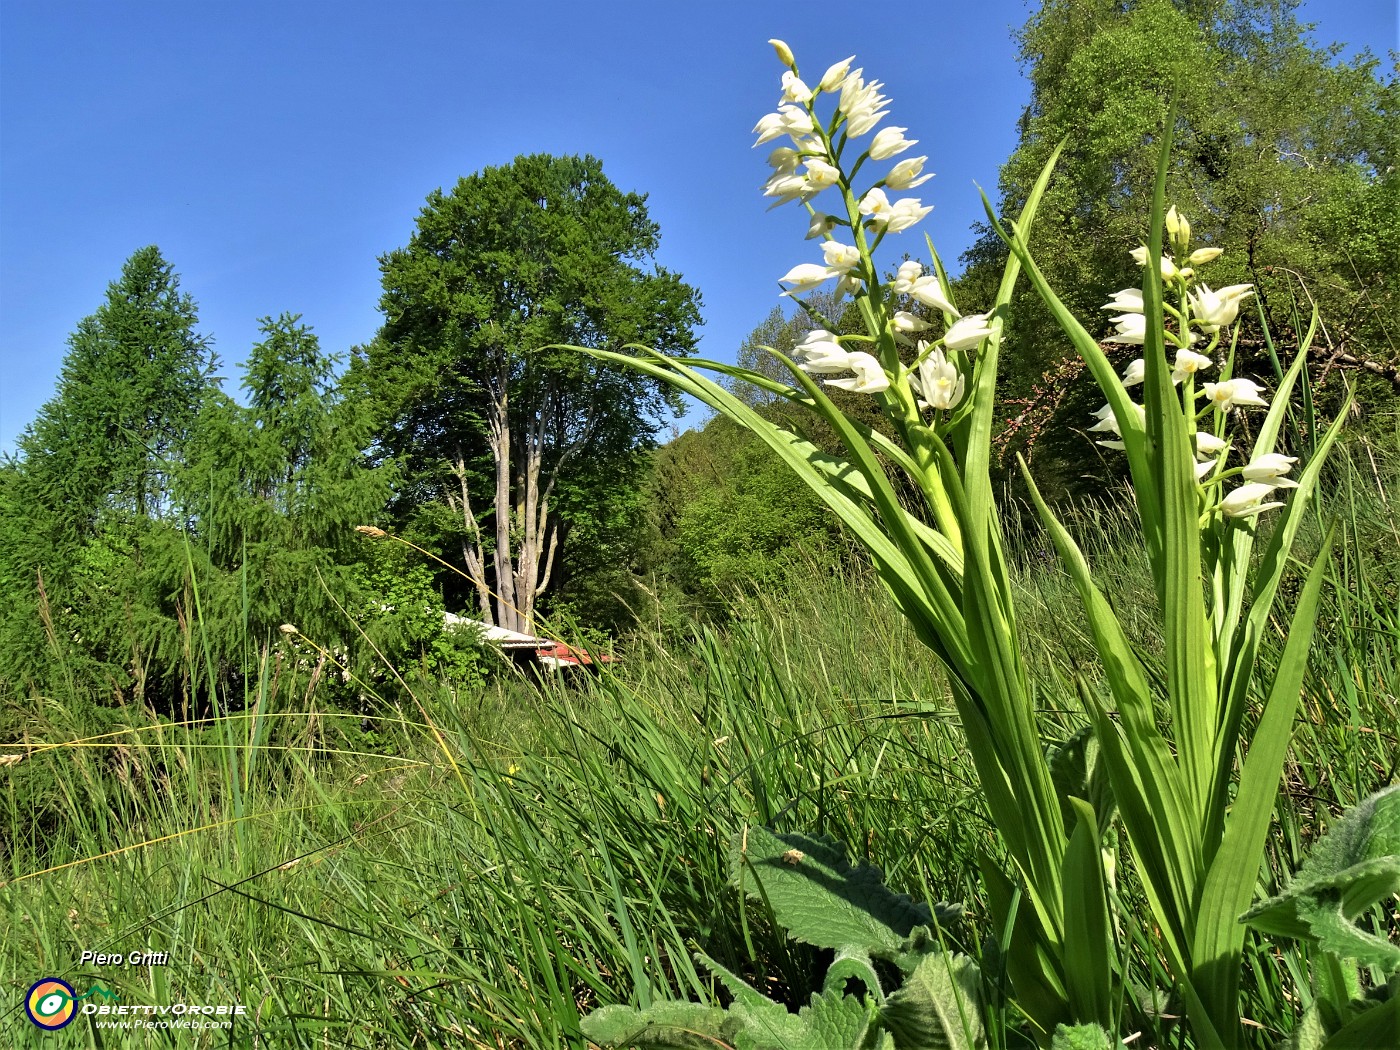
[1091,207,1297,520]
[755,41,988,403]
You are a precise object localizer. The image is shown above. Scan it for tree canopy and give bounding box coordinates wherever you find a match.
[958,0,1398,488]
[360,153,702,633]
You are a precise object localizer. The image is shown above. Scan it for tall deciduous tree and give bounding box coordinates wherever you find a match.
[362,153,701,634]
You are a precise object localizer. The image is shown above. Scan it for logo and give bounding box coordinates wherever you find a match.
[26,978,77,1030]
[24,978,119,1029]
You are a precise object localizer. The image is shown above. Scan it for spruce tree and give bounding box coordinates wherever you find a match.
[1,246,217,698]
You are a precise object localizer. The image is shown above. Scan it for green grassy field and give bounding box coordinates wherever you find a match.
[2,432,1396,1049]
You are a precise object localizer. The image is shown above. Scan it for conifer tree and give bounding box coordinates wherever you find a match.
[17,245,216,529]
[1,246,217,696]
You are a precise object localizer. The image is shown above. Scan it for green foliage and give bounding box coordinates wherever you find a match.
[0,246,218,700]
[2,466,1396,1047]
[961,0,1399,489]
[1050,1023,1125,1050]
[360,152,701,632]
[1240,785,1400,1049]
[178,314,393,667]
[1241,785,1400,973]
[646,413,847,614]
[583,822,977,1050]
[0,273,398,709]
[351,541,489,690]
[732,825,962,965]
[13,245,215,527]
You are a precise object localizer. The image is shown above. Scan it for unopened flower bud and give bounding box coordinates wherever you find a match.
[1165,206,1192,255]
[768,39,795,67]
[1188,247,1223,265]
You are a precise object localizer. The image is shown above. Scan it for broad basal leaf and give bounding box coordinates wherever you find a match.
[732,825,962,960]
[1240,785,1400,973]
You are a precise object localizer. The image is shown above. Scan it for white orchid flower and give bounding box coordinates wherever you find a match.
[1101,288,1145,314]
[908,276,958,316]
[768,39,795,65]
[794,330,850,373]
[1171,349,1214,384]
[893,310,930,334]
[881,197,932,233]
[824,351,890,393]
[1129,246,1179,281]
[762,171,810,206]
[1242,452,1299,489]
[839,72,889,136]
[886,156,932,190]
[1193,431,1229,457]
[1190,283,1254,330]
[1122,358,1146,387]
[1089,401,1145,438]
[779,262,837,296]
[818,55,855,93]
[1165,206,1191,254]
[767,146,801,172]
[752,112,788,147]
[868,127,916,160]
[1089,405,1122,435]
[803,158,841,191]
[1204,378,1268,411]
[780,71,813,104]
[858,187,892,224]
[891,260,923,295]
[805,212,837,240]
[1221,483,1285,519]
[821,241,861,274]
[1105,313,1148,344]
[753,104,814,146]
[943,313,994,351]
[914,347,965,410]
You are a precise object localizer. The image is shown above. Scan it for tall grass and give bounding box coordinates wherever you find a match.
[1,430,1396,1048]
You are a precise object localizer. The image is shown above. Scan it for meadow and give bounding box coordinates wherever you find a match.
[3,15,1398,1049]
[2,429,1395,1048]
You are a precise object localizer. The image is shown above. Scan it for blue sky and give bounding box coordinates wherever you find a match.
[1,0,1395,453]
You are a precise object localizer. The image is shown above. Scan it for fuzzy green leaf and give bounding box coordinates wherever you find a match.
[1050,1023,1122,1050]
[1321,995,1399,1050]
[580,1001,732,1048]
[879,952,984,1050]
[792,987,876,1050]
[824,948,886,1003]
[1240,785,1400,973]
[733,825,961,961]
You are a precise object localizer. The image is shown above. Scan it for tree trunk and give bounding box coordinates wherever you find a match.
[445,444,493,622]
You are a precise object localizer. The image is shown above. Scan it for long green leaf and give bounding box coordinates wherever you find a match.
[1061,797,1114,1027]
[1193,527,1336,1031]
[1019,459,1199,954]
[1209,390,1351,842]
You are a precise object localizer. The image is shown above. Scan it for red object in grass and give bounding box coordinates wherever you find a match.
[534,642,616,668]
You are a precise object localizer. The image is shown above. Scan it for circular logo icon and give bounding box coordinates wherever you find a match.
[26,978,77,1030]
